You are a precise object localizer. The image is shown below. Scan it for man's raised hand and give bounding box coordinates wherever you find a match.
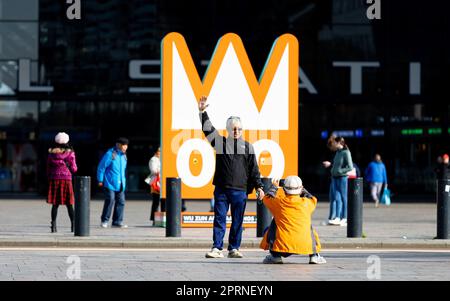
[199,95,209,112]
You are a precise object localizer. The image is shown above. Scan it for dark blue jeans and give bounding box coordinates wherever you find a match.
[213,187,247,251]
[101,187,125,225]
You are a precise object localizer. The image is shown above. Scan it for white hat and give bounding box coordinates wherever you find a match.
[283,176,303,195]
[55,132,69,144]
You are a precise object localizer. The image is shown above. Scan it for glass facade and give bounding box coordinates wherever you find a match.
[0,0,448,196]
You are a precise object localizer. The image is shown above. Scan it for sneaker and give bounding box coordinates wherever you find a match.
[340,219,347,227]
[263,254,283,264]
[328,218,341,226]
[309,254,327,264]
[228,249,244,258]
[205,248,224,258]
[112,223,128,228]
[100,222,108,228]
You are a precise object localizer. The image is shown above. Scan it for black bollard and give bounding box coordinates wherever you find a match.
[257,178,273,237]
[166,177,182,237]
[347,177,363,238]
[74,176,90,237]
[436,179,450,239]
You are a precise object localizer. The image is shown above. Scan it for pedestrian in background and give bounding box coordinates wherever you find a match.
[323,135,336,225]
[46,132,77,233]
[435,154,450,180]
[148,146,163,225]
[199,95,265,259]
[364,154,388,207]
[97,137,129,228]
[260,177,326,264]
[322,136,353,226]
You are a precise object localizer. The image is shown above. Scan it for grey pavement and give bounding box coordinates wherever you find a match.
[0,199,449,249]
[0,248,449,281]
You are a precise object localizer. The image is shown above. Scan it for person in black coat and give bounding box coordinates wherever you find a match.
[199,95,264,259]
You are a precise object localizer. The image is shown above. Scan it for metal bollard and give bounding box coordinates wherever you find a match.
[436,179,450,239]
[257,178,273,237]
[74,176,90,237]
[347,177,363,238]
[166,177,182,237]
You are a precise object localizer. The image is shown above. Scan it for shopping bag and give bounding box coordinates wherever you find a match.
[380,188,391,206]
[150,174,160,193]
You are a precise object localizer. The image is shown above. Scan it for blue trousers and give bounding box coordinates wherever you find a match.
[212,187,247,251]
[330,176,348,220]
[101,187,125,225]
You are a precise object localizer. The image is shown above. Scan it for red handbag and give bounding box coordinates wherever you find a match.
[150,173,160,193]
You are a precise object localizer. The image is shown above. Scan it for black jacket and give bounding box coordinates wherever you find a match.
[200,112,263,194]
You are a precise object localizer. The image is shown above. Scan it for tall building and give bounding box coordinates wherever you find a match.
[0,0,448,197]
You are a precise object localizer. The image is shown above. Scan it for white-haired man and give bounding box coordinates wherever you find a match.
[199,95,265,259]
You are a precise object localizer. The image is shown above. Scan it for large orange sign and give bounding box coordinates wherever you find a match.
[161,32,298,199]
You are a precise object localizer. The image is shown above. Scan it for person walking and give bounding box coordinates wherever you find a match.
[148,146,163,225]
[46,132,77,233]
[97,137,129,228]
[364,154,388,207]
[260,177,326,264]
[199,95,265,259]
[322,136,353,226]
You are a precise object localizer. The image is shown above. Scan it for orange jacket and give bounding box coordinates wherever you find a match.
[260,188,321,255]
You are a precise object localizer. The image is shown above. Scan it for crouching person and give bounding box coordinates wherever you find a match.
[260,176,326,264]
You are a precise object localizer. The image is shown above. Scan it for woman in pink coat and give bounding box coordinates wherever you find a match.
[47,132,77,233]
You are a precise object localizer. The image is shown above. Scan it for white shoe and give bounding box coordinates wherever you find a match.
[340,219,347,227]
[205,248,224,258]
[328,218,341,225]
[309,254,327,264]
[228,249,243,258]
[100,222,108,228]
[263,254,283,264]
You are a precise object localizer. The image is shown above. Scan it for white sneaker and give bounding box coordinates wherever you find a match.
[340,219,347,227]
[328,218,341,225]
[205,248,224,258]
[263,254,283,264]
[309,254,327,264]
[100,222,108,228]
[228,249,244,258]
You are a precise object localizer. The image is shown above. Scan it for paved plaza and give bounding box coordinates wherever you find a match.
[0,248,449,281]
[0,199,449,282]
[0,199,448,248]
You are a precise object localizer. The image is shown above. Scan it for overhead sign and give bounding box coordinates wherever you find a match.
[161,32,299,198]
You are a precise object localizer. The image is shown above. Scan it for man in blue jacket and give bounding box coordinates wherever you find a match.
[97,137,129,228]
[364,154,388,208]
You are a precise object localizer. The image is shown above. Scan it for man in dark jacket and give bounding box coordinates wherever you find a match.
[199,95,264,259]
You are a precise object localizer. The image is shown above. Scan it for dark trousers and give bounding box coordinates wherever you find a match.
[212,187,247,251]
[101,186,125,225]
[150,193,165,221]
